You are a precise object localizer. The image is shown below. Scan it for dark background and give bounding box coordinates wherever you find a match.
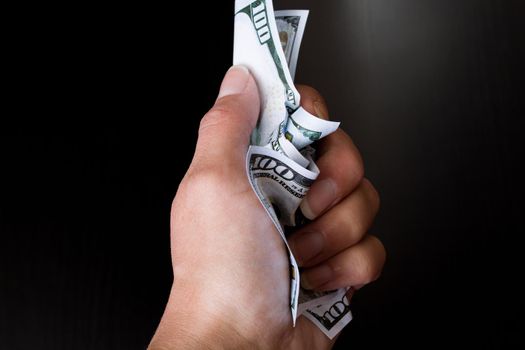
[1,0,524,348]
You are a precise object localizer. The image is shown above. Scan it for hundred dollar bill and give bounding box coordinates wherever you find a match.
[275,10,309,80]
[234,0,339,151]
[246,145,318,322]
[301,288,354,339]
[234,0,300,148]
[285,107,340,150]
[234,0,350,339]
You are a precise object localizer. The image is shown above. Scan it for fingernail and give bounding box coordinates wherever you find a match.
[300,178,337,220]
[289,231,324,266]
[314,100,329,120]
[301,264,333,290]
[217,65,250,99]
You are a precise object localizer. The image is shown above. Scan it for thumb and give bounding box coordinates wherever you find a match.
[192,65,260,171]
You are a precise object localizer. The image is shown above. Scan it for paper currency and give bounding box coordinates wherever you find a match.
[234,0,300,148]
[301,288,354,339]
[234,0,350,339]
[247,145,315,321]
[275,10,309,80]
[285,107,340,150]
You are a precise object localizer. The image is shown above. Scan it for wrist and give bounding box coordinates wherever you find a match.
[149,285,271,349]
[149,314,250,350]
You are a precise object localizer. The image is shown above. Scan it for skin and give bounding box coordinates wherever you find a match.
[149,66,386,349]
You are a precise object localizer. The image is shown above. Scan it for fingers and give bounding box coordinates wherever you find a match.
[301,235,386,291]
[292,85,384,292]
[192,66,259,172]
[289,179,380,267]
[301,130,364,219]
[295,85,364,220]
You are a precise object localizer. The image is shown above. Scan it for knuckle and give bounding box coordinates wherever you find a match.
[329,147,364,193]
[199,107,229,133]
[183,164,230,191]
[350,153,365,185]
[368,235,387,280]
[171,167,231,219]
[199,99,240,134]
[297,84,324,101]
[351,237,386,284]
[176,168,225,207]
[177,159,250,205]
[318,134,364,195]
[362,178,381,212]
[353,256,378,284]
[338,144,364,188]
[336,208,364,244]
[338,132,364,169]
[334,183,380,242]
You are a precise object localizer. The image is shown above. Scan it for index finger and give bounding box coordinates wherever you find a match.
[296,84,331,121]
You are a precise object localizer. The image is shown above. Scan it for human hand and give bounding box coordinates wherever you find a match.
[148,66,386,349]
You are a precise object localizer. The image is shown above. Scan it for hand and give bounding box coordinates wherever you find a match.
[148,66,386,349]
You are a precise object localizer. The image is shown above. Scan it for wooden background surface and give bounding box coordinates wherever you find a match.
[1,1,524,348]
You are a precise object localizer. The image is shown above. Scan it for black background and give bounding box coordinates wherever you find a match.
[1,0,524,348]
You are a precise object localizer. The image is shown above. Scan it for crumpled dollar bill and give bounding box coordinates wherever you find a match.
[234,0,351,339]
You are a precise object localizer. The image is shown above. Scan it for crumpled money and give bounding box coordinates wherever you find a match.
[234,0,351,339]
